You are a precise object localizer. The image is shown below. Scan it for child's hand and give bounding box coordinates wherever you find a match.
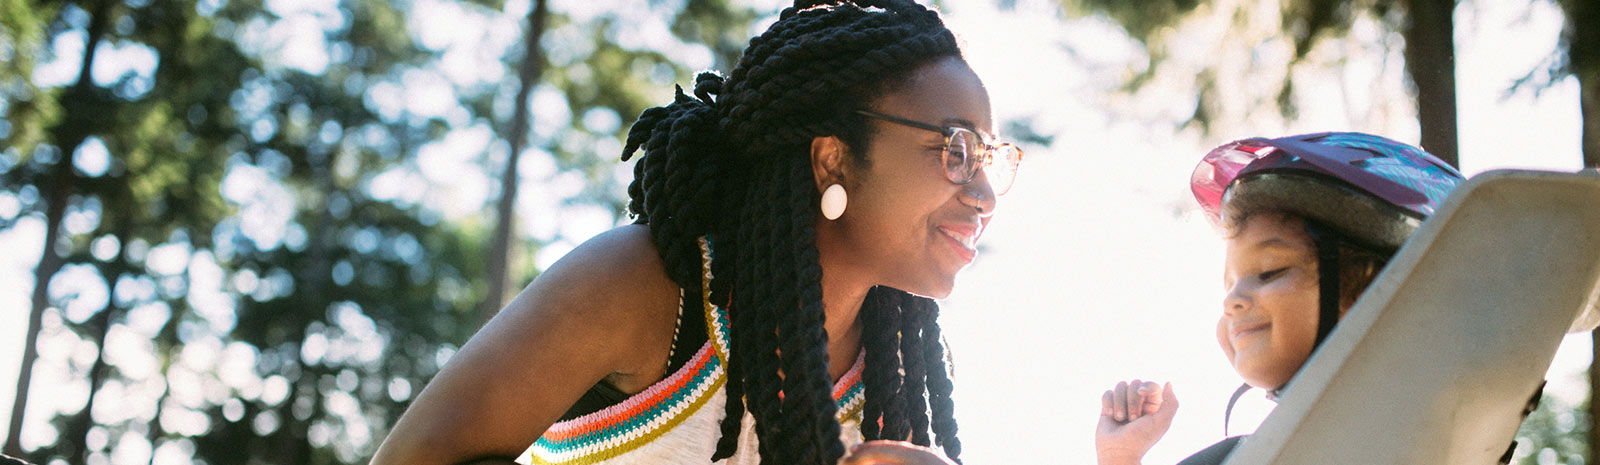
[1095,380,1178,465]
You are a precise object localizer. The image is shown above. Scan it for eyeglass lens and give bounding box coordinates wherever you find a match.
[944,129,1020,194]
[945,130,973,182]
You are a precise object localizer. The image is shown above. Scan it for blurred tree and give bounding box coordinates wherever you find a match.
[2,0,767,463]
[1402,0,1457,166]
[0,0,55,447]
[1512,393,1588,465]
[1547,0,1596,169]
[1561,0,1600,455]
[1057,0,1462,166]
[1,3,217,460]
[477,0,759,322]
[2,0,429,461]
[481,0,548,323]
[1514,0,1600,457]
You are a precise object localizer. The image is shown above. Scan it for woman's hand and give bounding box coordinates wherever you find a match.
[1095,380,1178,465]
[840,440,956,465]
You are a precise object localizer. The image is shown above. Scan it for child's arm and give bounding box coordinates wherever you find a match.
[1095,380,1178,465]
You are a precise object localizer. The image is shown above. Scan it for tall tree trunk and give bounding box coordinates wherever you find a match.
[1559,0,1600,458]
[480,0,551,324]
[1591,331,1600,464]
[62,303,113,464]
[1567,0,1598,170]
[263,116,339,464]
[1582,73,1598,169]
[1402,0,1460,167]
[143,330,175,465]
[268,364,321,465]
[4,162,67,460]
[5,1,114,457]
[65,190,133,464]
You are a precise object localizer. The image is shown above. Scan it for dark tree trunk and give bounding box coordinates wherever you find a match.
[1582,75,1598,169]
[480,0,551,324]
[4,162,67,459]
[143,349,173,465]
[65,190,133,464]
[5,1,116,457]
[1565,0,1598,170]
[1560,0,1600,458]
[1582,72,1598,170]
[1402,0,1460,167]
[267,364,321,465]
[63,304,114,464]
[1591,331,1600,464]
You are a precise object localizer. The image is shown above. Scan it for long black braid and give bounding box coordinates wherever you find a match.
[861,288,906,441]
[620,1,966,463]
[918,297,962,459]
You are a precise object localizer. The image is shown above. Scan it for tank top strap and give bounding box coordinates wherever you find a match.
[699,236,732,362]
[524,237,731,464]
[698,235,864,424]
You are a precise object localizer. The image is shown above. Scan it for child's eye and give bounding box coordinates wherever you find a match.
[1257,267,1289,282]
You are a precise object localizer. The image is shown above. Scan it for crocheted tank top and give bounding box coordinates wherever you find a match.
[520,238,867,464]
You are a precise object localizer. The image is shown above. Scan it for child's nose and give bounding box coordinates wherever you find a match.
[1222,284,1251,316]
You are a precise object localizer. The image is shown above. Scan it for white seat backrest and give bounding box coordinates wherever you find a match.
[1224,169,1600,465]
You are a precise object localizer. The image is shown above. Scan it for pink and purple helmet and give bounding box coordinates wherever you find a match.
[1191,132,1464,252]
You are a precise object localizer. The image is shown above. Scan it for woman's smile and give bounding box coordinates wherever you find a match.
[936,222,981,263]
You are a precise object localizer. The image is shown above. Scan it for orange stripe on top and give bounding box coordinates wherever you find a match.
[832,350,865,400]
[541,341,715,442]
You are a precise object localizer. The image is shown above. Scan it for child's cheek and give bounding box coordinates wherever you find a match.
[1215,317,1235,361]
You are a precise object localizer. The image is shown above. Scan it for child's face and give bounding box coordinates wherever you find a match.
[1217,213,1322,390]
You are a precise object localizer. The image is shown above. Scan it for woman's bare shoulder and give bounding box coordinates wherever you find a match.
[526,224,678,316]
[369,225,682,464]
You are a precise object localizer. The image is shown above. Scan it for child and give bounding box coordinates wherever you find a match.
[1094,132,1465,465]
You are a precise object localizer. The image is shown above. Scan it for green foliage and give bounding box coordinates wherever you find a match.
[0,0,59,161]
[1058,0,1201,43]
[1054,0,1406,134]
[1511,393,1588,465]
[672,0,763,70]
[1,0,760,463]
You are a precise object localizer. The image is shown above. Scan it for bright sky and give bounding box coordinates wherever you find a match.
[0,0,1590,463]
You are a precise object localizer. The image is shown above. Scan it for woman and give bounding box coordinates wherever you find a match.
[1094,132,1463,465]
[370,1,1023,464]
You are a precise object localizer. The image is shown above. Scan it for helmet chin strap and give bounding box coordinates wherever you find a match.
[1305,220,1343,348]
[1224,220,1343,436]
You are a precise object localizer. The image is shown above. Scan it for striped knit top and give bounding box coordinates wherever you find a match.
[520,238,867,465]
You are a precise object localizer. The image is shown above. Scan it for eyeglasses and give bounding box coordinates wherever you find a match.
[856,110,1023,195]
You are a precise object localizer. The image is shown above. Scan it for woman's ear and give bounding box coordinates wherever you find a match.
[810,135,849,192]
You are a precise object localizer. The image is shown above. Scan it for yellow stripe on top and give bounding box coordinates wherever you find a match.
[522,236,867,464]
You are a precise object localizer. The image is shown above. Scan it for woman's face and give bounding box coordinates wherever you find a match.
[830,56,997,299]
[1217,213,1324,390]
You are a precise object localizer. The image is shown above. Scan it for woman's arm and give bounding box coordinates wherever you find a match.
[371,225,681,464]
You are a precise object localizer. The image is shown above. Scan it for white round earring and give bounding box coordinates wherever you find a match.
[820,184,847,220]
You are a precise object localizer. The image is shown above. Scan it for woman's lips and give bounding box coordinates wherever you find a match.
[937,225,979,263]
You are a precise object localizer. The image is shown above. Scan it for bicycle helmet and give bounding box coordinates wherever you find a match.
[1192,132,1463,252]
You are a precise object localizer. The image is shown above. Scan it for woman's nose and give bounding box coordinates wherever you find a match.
[960,170,998,216]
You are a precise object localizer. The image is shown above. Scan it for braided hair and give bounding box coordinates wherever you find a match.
[619,1,966,463]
